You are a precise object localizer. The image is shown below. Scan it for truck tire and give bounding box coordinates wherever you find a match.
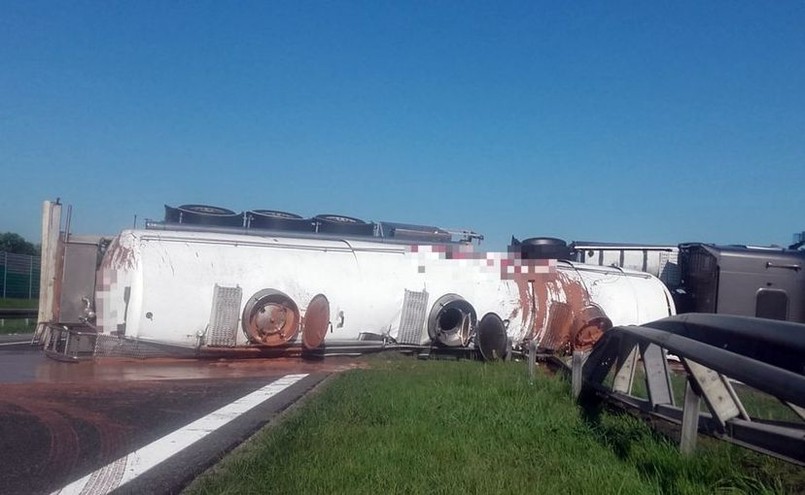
[314,214,374,236]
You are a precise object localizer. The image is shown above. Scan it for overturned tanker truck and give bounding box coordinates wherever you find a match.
[34,201,675,361]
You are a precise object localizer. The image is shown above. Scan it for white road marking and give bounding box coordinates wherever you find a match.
[0,340,32,347]
[52,373,309,495]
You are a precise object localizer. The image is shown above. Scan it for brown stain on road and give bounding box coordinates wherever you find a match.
[0,350,359,494]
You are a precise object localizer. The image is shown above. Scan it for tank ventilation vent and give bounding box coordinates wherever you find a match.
[397,289,429,345]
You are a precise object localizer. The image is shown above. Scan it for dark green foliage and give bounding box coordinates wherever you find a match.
[0,233,39,256]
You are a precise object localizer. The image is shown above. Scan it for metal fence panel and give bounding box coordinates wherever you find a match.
[0,251,41,299]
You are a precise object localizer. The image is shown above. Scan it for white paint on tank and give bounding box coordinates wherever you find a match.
[95,229,674,351]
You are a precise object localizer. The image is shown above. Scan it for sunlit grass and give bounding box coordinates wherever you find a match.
[185,356,799,495]
[0,318,36,335]
[0,297,37,309]
[625,362,800,423]
[0,298,38,335]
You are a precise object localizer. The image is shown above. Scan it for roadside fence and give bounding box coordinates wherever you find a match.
[0,251,41,299]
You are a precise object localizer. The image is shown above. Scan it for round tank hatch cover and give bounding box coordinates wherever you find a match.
[242,289,300,346]
[303,294,330,349]
[477,312,508,361]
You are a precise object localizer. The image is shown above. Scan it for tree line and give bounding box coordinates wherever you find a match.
[0,233,40,256]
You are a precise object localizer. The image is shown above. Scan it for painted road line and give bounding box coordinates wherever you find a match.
[0,339,34,347]
[0,341,31,347]
[52,373,309,495]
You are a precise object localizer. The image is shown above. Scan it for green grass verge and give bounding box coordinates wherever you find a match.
[616,363,801,424]
[0,319,36,335]
[0,298,38,335]
[185,356,799,495]
[0,297,37,309]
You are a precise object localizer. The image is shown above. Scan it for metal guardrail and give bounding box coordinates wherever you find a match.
[536,314,805,466]
[0,308,38,318]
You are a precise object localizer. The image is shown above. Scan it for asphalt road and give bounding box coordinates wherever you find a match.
[0,345,355,495]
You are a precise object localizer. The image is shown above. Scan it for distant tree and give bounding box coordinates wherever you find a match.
[0,233,39,256]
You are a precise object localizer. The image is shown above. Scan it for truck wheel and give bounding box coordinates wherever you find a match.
[314,214,374,236]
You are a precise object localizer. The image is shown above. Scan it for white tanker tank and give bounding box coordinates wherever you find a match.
[36,202,676,361]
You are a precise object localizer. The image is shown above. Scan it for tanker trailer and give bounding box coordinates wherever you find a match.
[35,201,675,361]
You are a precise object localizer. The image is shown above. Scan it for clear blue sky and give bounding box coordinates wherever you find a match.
[2,1,803,250]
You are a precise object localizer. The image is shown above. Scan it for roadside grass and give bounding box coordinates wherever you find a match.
[185,356,798,495]
[0,297,37,309]
[0,298,38,335]
[624,364,801,423]
[0,319,36,335]
[732,383,803,423]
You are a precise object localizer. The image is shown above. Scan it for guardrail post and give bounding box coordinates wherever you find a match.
[788,402,805,422]
[572,349,591,398]
[682,358,742,429]
[528,340,537,382]
[640,343,674,406]
[680,380,701,454]
[613,344,638,394]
